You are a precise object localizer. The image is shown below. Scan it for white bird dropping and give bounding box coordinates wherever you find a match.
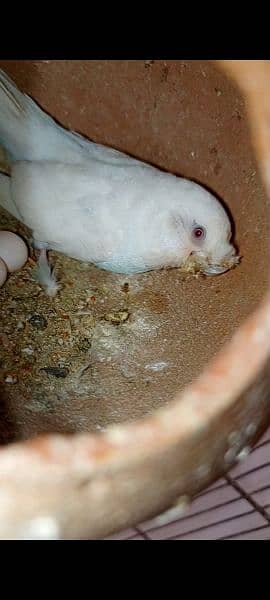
[0,230,28,272]
[0,256,7,286]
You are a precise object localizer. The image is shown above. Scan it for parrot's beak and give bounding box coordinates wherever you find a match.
[179,250,240,277]
[202,252,240,276]
[203,264,230,276]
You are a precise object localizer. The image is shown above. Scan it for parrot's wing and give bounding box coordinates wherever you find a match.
[0,69,147,168]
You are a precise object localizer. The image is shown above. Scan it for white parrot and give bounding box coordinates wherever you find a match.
[0,69,239,296]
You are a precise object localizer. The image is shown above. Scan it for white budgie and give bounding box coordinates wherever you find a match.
[0,69,238,295]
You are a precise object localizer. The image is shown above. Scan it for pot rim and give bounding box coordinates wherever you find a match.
[1,61,270,533]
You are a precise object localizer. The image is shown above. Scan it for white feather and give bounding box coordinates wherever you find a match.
[36,250,60,298]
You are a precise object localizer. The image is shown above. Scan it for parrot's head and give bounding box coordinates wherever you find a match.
[172,181,239,276]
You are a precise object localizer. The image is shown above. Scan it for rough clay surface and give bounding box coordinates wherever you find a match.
[0,60,269,443]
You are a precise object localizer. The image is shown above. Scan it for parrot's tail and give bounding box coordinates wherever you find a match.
[0,171,22,220]
[0,69,145,168]
[0,69,91,163]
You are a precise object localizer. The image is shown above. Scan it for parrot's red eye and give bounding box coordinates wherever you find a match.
[192,226,206,241]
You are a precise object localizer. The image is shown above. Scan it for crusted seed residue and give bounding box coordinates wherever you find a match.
[104,310,130,325]
[245,423,257,437]
[236,446,251,461]
[228,430,241,446]
[152,495,190,526]
[224,447,237,465]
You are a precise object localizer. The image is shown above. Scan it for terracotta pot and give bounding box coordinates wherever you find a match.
[0,60,270,540]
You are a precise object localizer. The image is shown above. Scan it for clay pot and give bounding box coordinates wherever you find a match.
[0,60,270,540]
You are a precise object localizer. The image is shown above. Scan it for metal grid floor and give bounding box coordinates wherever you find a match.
[106,427,270,540]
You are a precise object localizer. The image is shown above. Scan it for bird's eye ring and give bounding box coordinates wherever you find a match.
[192,226,206,241]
